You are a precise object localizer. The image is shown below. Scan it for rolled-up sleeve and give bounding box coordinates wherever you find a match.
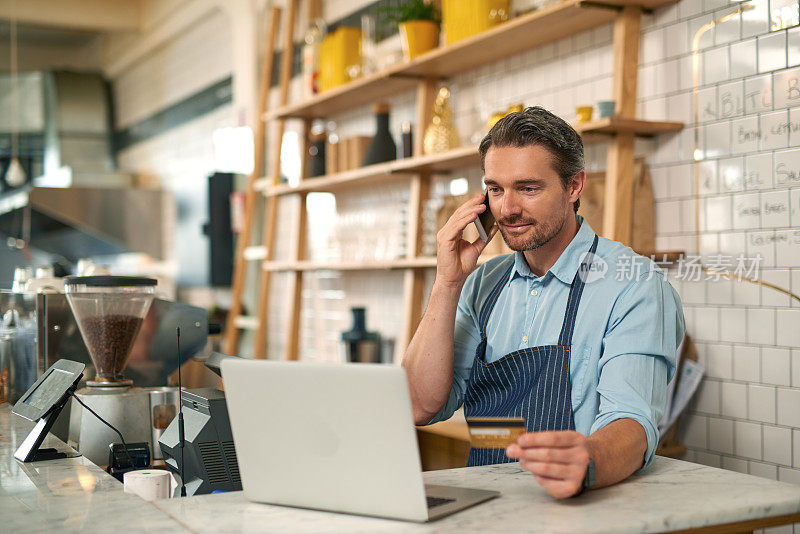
[590,270,685,470]
[426,269,484,424]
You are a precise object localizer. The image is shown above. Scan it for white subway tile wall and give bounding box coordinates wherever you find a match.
[749,383,778,422]
[660,0,800,510]
[110,0,800,518]
[113,9,233,129]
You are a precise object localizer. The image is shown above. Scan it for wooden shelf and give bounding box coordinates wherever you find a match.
[260,160,403,196]
[656,443,687,458]
[263,65,418,122]
[575,117,684,140]
[262,254,508,272]
[261,251,683,272]
[263,257,434,272]
[590,0,679,9]
[390,145,480,174]
[392,0,617,80]
[260,122,684,197]
[259,147,480,197]
[265,0,678,121]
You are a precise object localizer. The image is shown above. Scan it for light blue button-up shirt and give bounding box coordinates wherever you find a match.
[430,215,685,469]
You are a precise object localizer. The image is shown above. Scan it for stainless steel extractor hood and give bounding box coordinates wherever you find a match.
[0,70,170,262]
[0,185,169,261]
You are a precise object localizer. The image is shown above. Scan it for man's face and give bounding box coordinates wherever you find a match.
[483,145,581,252]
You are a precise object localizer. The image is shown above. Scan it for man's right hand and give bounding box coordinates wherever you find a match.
[436,193,497,290]
[405,194,495,424]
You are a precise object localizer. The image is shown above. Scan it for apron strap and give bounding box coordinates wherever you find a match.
[478,263,515,335]
[557,234,599,346]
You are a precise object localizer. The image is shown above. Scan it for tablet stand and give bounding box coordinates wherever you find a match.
[14,383,78,462]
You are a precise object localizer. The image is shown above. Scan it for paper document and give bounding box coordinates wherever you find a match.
[659,358,704,435]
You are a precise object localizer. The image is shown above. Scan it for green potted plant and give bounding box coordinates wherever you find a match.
[380,0,441,60]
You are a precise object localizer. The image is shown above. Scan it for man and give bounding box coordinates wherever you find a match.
[402,107,684,499]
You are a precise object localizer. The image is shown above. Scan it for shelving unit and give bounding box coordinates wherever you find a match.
[261,253,504,273]
[256,160,402,196]
[259,250,684,273]
[263,0,678,122]
[226,0,686,360]
[574,117,684,136]
[254,116,684,198]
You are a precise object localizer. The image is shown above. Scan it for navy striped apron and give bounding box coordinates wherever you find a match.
[464,235,599,466]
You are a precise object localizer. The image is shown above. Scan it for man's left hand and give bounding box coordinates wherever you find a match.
[505,430,590,499]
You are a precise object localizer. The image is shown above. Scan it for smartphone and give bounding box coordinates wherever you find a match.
[474,192,495,243]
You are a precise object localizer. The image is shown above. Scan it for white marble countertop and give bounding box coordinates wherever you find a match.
[0,404,189,534]
[3,404,800,533]
[152,459,800,533]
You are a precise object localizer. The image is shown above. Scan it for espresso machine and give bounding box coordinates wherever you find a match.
[3,270,215,466]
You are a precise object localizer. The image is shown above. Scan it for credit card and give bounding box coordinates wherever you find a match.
[466,417,526,449]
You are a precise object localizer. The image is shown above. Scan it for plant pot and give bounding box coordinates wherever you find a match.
[400,20,440,60]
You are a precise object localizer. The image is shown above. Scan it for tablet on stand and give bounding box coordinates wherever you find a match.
[12,359,85,462]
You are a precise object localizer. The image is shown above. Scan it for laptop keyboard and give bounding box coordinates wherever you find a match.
[426,496,456,509]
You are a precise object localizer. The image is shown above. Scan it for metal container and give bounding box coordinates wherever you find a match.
[147,386,181,460]
[340,307,382,364]
[0,290,38,404]
[68,385,152,466]
[340,338,381,363]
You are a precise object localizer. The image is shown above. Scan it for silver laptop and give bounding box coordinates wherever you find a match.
[221,359,499,522]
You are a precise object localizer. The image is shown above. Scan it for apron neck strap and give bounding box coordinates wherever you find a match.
[557,234,599,346]
[478,263,514,332]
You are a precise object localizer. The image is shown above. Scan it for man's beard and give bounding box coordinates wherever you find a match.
[497,210,568,251]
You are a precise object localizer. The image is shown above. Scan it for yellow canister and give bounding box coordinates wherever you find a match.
[443,0,510,45]
[487,103,525,130]
[400,20,440,59]
[318,26,362,92]
[575,106,594,123]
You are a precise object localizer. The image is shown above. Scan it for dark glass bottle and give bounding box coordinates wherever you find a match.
[341,307,381,363]
[308,131,326,177]
[362,103,397,166]
[401,122,413,158]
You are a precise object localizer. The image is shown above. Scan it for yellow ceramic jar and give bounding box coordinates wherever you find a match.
[576,106,594,123]
[400,20,440,60]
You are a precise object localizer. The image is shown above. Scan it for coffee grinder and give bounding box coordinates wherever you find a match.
[65,276,157,465]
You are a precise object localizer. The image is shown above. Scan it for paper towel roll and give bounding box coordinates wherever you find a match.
[124,469,172,501]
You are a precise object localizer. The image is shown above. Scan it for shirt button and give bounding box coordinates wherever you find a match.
[530,289,538,296]
[522,336,528,343]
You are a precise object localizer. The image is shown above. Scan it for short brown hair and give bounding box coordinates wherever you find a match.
[479,106,584,212]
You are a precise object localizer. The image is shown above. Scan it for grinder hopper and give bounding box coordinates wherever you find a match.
[64,276,157,387]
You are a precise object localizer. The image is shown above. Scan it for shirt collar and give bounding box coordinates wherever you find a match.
[510,214,597,284]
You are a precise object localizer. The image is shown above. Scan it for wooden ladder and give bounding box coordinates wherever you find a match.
[224,0,300,358]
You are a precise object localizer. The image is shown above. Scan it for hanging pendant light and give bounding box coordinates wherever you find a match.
[6,158,25,187]
[7,0,26,188]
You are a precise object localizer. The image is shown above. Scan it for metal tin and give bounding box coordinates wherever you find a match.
[147,386,181,460]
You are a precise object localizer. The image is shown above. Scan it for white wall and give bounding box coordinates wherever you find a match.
[108,5,236,286]
[112,8,233,129]
[640,0,800,498]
